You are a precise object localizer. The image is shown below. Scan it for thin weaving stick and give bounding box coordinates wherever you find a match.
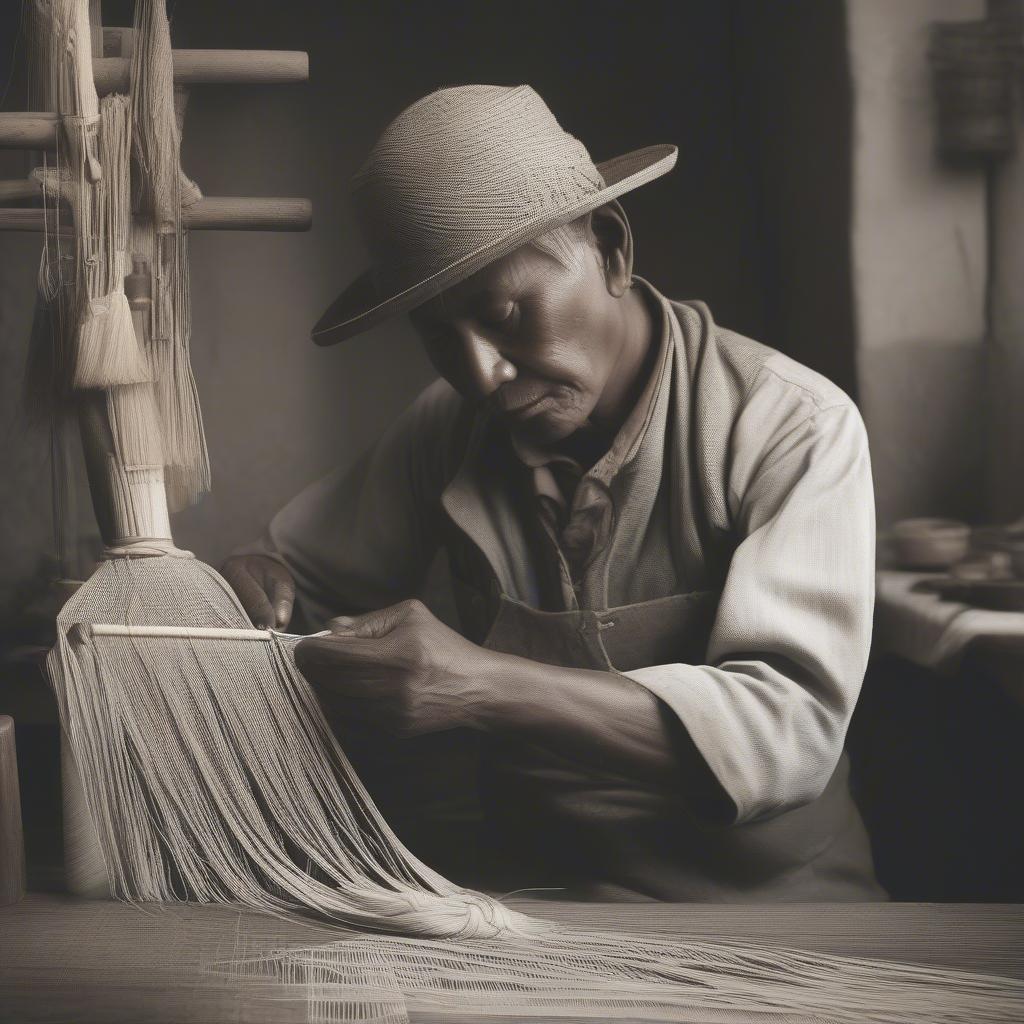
[73,623,282,642]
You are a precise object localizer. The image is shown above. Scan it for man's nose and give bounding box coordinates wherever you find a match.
[459,331,516,397]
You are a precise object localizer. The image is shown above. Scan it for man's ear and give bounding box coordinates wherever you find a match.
[591,200,634,298]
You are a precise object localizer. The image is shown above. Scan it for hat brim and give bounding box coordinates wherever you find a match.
[311,143,678,345]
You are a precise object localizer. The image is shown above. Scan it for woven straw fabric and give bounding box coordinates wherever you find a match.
[313,85,676,343]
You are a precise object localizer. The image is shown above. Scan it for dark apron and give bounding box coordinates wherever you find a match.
[473,590,886,902]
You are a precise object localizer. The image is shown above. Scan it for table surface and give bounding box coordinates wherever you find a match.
[875,570,1024,673]
[2,895,1023,1023]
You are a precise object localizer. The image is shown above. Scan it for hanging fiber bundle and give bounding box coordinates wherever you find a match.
[27,6,150,394]
[25,0,169,580]
[71,95,152,390]
[129,0,210,510]
[28,0,210,510]
[27,0,210,563]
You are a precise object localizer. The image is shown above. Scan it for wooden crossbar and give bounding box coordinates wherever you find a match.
[94,49,308,92]
[0,197,312,232]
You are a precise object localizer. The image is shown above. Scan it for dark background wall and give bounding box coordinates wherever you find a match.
[0,0,854,601]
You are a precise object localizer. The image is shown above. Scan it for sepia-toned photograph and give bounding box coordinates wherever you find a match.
[0,1,1022,1020]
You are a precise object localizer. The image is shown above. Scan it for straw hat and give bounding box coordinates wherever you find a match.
[312,84,677,345]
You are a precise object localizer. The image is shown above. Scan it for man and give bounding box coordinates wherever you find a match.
[223,84,885,901]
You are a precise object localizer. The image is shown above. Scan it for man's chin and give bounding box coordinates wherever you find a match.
[508,409,582,447]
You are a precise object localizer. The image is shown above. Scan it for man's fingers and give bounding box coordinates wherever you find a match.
[295,634,375,667]
[295,635,338,665]
[342,601,415,639]
[294,635,381,691]
[226,564,278,629]
[346,610,393,639]
[221,555,296,630]
[264,569,296,630]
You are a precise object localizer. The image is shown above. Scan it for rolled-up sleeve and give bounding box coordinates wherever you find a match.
[623,390,875,826]
[236,379,462,629]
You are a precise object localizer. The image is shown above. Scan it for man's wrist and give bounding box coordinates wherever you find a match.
[458,647,539,734]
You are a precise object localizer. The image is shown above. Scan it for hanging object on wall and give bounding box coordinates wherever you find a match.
[128,0,208,509]
[929,15,1023,160]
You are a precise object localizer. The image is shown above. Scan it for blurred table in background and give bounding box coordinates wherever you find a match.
[875,570,1024,696]
[847,571,1024,901]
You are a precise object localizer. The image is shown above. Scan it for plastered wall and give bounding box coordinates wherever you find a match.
[848,0,990,528]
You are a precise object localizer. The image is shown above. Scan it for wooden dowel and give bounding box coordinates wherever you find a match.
[73,624,275,643]
[0,196,312,232]
[0,113,59,149]
[0,42,309,147]
[93,49,309,93]
[0,179,39,204]
[182,196,312,231]
[0,209,51,230]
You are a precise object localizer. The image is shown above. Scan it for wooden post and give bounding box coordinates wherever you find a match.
[0,716,26,906]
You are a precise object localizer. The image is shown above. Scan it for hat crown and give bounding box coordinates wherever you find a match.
[351,85,605,294]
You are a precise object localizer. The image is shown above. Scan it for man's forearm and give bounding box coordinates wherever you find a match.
[471,649,734,818]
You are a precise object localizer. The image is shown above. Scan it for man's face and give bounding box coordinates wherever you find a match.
[408,238,625,446]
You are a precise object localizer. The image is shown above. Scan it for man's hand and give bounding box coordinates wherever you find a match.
[220,554,296,629]
[294,599,489,738]
[295,598,729,808]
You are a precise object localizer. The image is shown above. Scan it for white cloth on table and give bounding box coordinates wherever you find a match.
[875,570,1024,673]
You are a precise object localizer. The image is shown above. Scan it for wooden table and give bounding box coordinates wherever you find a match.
[853,573,1024,901]
[875,570,1024,681]
[1,895,1022,1022]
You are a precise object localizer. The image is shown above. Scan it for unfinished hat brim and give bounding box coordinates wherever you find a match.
[311,143,678,346]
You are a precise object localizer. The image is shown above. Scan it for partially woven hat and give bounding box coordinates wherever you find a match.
[312,84,677,344]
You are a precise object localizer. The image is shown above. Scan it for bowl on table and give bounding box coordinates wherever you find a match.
[890,518,970,570]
